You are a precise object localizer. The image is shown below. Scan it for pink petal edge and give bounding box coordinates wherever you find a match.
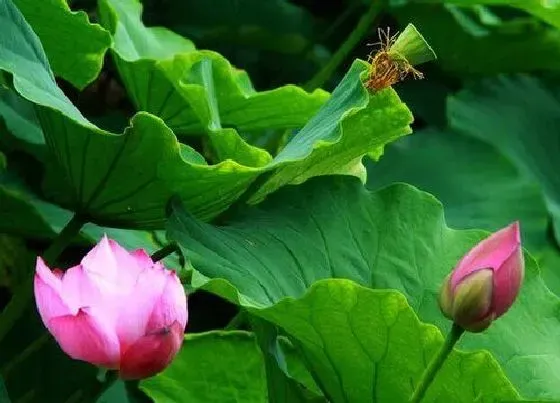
[451,221,521,288]
[491,246,525,317]
[34,257,73,327]
[114,266,168,352]
[146,270,188,333]
[48,307,121,369]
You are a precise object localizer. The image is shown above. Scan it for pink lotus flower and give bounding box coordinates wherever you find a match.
[34,236,188,379]
[439,222,524,332]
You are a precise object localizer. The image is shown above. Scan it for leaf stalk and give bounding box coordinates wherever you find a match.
[409,323,465,403]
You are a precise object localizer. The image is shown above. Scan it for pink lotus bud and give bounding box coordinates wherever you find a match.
[439,222,524,332]
[34,236,188,379]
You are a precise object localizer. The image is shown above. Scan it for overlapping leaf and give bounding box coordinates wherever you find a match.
[11,0,111,88]
[168,176,560,399]
[1,0,413,227]
[98,0,328,140]
[250,316,324,403]
[257,280,518,403]
[141,331,320,403]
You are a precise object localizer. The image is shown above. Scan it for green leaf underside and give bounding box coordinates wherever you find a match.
[98,0,328,139]
[0,0,413,227]
[0,169,183,271]
[168,176,560,399]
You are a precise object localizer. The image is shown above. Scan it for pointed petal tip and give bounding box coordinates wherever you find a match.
[505,221,522,245]
[35,256,57,280]
[34,266,72,327]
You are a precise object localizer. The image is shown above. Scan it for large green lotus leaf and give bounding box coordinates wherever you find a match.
[256,280,518,403]
[534,244,560,298]
[140,331,320,403]
[391,4,560,75]
[38,109,260,227]
[448,75,560,248]
[9,0,111,89]
[366,127,549,250]
[98,0,328,140]
[167,176,560,399]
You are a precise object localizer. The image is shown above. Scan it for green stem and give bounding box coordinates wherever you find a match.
[304,0,386,91]
[42,214,87,264]
[409,323,465,403]
[150,242,179,262]
[274,3,357,86]
[0,214,86,345]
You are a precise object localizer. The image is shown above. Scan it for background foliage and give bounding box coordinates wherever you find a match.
[1,0,559,402]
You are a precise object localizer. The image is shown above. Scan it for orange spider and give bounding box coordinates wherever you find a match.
[364,27,424,92]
